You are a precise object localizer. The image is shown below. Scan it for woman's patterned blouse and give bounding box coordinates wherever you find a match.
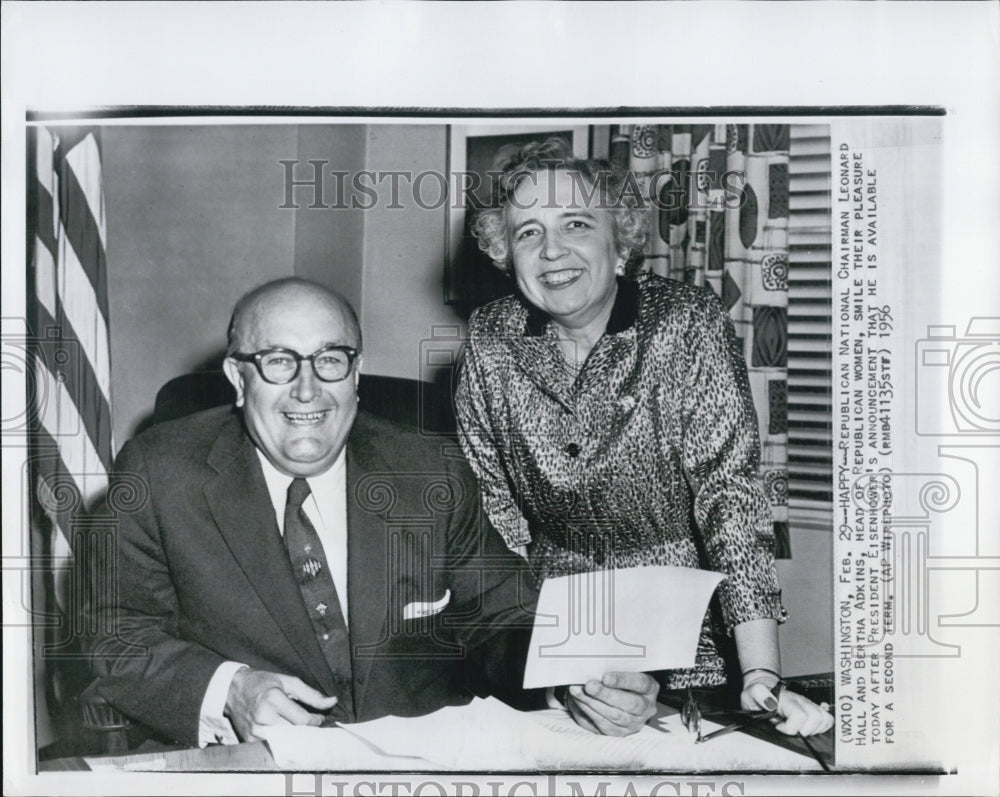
[455,274,786,688]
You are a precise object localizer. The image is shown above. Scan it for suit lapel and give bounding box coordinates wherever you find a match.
[345,416,390,716]
[203,416,337,695]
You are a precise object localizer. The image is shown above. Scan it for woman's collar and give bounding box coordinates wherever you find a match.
[522,277,639,337]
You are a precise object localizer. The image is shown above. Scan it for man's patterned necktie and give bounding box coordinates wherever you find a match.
[284,477,354,722]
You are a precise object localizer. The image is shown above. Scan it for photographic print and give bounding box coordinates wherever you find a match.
[3,4,998,797]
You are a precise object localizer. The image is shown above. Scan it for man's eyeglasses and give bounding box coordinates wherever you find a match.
[230,346,359,385]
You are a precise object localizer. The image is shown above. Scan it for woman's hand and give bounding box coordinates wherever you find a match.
[741,682,834,737]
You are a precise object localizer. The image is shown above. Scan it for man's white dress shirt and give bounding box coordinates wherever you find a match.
[197,449,348,746]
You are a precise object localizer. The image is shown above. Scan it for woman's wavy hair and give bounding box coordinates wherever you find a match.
[471,136,650,277]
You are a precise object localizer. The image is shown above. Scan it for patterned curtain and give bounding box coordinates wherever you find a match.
[611,124,791,558]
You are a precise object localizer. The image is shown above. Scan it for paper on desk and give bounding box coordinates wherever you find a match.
[525,704,693,769]
[262,698,539,770]
[260,724,435,771]
[343,697,538,769]
[263,697,693,771]
[262,698,819,772]
[523,565,726,689]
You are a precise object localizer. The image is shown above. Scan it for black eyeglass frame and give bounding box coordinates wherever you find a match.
[230,345,360,384]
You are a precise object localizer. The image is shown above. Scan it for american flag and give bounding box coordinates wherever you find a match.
[26,126,114,732]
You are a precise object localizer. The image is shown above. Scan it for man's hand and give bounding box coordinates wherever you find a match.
[225,668,339,742]
[565,671,658,736]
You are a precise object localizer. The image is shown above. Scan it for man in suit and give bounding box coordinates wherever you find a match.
[89,278,657,747]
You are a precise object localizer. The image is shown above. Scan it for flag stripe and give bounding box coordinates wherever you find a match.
[33,300,114,472]
[64,133,107,247]
[34,127,59,255]
[32,428,89,613]
[54,226,111,397]
[33,234,58,322]
[34,356,109,500]
[57,162,109,322]
[34,183,58,261]
[32,428,83,562]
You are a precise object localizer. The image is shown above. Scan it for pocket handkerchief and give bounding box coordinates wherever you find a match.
[402,589,451,620]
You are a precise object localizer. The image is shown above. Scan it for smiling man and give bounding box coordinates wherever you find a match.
[87,278,552,748]
[88,277,657,748]
[224,281,362,478]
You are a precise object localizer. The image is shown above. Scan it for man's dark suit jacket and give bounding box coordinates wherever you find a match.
[88,407,540,746]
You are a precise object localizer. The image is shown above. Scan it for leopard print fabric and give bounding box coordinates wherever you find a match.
[455,273,786,688]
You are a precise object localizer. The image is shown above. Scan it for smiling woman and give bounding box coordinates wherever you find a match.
[471,139,650,368]
[454,137,834,738]
[505,171,624,361]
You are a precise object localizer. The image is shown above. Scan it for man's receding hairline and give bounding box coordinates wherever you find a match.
[227,278,362,353]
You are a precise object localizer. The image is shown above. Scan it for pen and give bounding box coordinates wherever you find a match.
[799,731,832,771]
[695,679,783,745]
[694,709,778,743]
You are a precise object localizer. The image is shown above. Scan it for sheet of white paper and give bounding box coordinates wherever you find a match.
[524,706,692,769]
[342,697,539,769]
[523,565,726,689]
[260,699,819,772]
[260,724,435,771]
[282,698,691,770]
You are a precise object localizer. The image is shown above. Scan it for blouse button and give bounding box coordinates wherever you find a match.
[566,443,581,458]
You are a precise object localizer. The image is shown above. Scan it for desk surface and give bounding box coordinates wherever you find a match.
[40,673,834,773]
[42,741,277,772]
[43,705,833,773]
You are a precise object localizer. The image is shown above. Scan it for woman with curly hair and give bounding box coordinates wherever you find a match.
[455,137,832,738]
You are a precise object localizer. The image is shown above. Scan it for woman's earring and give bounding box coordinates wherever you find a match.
[615,263,625,276]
